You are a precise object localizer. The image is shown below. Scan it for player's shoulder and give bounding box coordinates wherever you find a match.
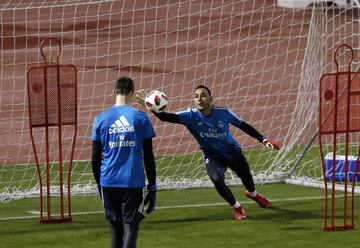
[96,105,143,119]
[136,110,150,119]
[213,105,230,113]
[114,105,148,117]
[176,107,194,115]
[213,105,228,110]
[126,106,149,119]
[93,108,114,128]
[95,107,113,121]
[212,105,239,118]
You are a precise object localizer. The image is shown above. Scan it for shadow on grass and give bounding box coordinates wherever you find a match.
[145,203,324,228]
[248,205,323,221]
[0,217,107,236]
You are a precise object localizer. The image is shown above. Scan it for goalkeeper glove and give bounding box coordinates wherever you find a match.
[136,89,148,107]
[144,184,157,214]
[261,138,280,150]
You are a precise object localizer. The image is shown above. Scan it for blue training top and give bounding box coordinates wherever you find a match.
[176,106,243,160]
[92,105,156,188]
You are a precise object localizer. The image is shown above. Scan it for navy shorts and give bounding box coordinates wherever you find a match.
[101,187,145,223]
[204,152,248,178]
[204,151,255,192]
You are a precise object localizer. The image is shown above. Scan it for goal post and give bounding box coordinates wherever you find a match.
[0,1,359,202]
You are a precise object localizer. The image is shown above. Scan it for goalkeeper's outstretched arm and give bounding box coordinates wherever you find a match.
[239,122,280,150]
[239,121,264,142]
[152,111,180,124]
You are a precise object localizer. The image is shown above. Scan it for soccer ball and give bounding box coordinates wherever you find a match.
[144,90,168,113]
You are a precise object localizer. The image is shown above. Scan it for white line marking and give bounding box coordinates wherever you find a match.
[0,194,332,221]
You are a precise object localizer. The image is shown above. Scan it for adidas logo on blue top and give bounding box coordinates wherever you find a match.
[108,115,135,134]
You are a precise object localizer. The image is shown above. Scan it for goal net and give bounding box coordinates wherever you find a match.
[1,0,359,202]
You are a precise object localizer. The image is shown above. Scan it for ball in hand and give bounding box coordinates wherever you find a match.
[144,90,168,113]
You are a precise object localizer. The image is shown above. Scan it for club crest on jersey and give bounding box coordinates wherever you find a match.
[217,121,224,128]
[108,115,134,134]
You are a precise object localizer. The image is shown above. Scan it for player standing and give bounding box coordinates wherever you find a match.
[92,77,157,248]
[136,85,279,221]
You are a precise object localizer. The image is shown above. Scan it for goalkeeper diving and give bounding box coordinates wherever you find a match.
[136,85,280,220]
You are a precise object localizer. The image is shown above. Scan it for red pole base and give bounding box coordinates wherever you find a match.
[40,217,72,224]
[323,225,355,232]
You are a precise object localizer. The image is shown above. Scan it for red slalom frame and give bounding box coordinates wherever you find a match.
[27,37,77,224]
[319,44,360,231]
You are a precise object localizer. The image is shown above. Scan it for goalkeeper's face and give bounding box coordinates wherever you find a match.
[193,88,212,112]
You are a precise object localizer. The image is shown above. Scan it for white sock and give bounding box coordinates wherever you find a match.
[249,190,257,197]
[233,201,241,208]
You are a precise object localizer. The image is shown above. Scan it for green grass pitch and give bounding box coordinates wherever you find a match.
[1,183,359,248]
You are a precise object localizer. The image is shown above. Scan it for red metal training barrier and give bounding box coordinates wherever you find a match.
[27,37,78,224]
[319,44,360,231]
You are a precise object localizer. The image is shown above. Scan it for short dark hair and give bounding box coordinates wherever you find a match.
[115,77,134,95]
[194,85,211,96]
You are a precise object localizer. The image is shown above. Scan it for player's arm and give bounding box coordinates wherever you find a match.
[143,138,156,186]
[240,122,280,150]
[143,138,157,214]
[227,108,280,150]
[239,121,264,142]
[152,111,180,123]
[226,108,264,141]
[91,141,102,186]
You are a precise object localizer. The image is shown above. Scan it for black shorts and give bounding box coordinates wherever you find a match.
[204,151,250,178]
[101,187,144,223]
[204,151,255,192]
